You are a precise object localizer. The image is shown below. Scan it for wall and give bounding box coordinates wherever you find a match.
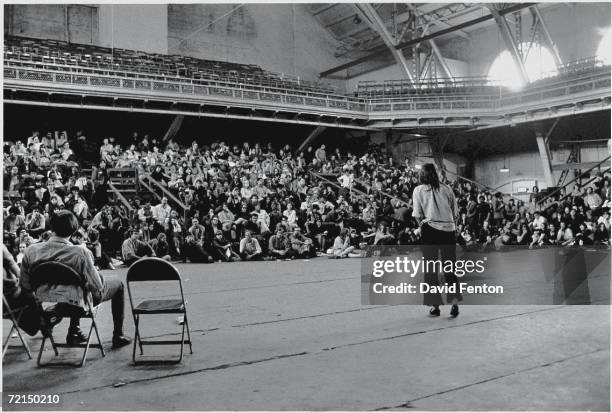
[98,4,167,54]
[466,3,611,77]
[473,144,609,193]
[167,4,343,87]
[5,4,98,44]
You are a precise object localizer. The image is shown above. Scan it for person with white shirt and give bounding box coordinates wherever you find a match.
[412,163,461,318]
[152,197,171,226]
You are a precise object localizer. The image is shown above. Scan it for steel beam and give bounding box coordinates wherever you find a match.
[354,4,414,82]
[530,5,563,67]
[312,4,337,16]
[429,38,453,80]
[162,115,184,142]
[489,7,530,85]
[419,52,433,80]
[321,3,535,77]
[535,131,555,187]
[406,4,470,40]
[295,126,327,155]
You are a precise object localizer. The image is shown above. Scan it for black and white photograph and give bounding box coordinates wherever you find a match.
[2,1,611,411]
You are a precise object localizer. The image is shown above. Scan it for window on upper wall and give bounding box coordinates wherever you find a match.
[596,28,611,65]
[487,42,558,90]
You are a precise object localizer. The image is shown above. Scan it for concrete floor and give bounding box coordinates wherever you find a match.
[2,251,610,411]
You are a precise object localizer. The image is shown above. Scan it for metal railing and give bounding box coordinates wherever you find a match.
[4,60,610,115]
[3,58,345,102]
[3,65,368,113]
[536,156,611,205]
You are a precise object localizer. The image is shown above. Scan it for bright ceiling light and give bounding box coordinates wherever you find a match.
[596,28,612,65]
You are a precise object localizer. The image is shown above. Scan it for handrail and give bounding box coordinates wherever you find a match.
[138,178,162,203]
[140,174,188,212]
[555,166,612,204]
[3,58,347,101]
[443,169,524,202]
[351,177,410,207]
[309,170,370,203]
[107,181,133,212]
[537,155,611,205]
[3,65,368,111]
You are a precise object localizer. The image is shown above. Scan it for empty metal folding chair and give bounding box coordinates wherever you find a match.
[2,294,33,360]
[30,262,105,367]
[126,258,193,364]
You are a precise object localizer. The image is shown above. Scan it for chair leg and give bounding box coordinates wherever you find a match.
[78,321,95,367]
[136,316,144,355]
[132,316,139,364]
[13,322,32,359]
[183,313,193,354]
[178,319,185,363]
[90,315,106,358]
[36,336,47,367]
[3,324,16,359]
[47,332,59,356]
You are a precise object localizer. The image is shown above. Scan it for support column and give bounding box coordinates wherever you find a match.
[162,115,184,142]
[489,6,529,85]
[530,6,562,67]
[535,132,555,187]
[295,126,326,155]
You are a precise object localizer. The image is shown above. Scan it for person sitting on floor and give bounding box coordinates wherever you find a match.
[332,228,362,258]
[121,228,155,266]
[239,229,262,261]
[268,225,294,260]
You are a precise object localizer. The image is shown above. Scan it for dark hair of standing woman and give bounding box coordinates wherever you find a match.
[419,163,440,191]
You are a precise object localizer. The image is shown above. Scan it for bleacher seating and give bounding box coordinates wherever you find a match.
[3,35,337,96]
[356,57,611,98]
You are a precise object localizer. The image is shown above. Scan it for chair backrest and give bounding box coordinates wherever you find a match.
[126,257,181,282]
[30,261,85,290]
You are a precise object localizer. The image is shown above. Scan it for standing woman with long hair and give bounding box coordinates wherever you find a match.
[412,164,462,317]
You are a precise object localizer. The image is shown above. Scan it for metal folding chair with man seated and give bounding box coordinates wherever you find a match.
[2,294,33,360]
[126,257,193,364]
[30,261,105,367]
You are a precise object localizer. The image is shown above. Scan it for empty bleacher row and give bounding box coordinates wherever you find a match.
[356,57,611,99]
[4,35,337,96]
[356,77,503,99]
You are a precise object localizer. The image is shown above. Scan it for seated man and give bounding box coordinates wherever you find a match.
[268,225,295,260]
[19,210,131,348]
[121,228,156,266]
[289,228,316,258]
[239,229,262,261]
[148,232,172,261]
[182,234,212,263]
[212,229,241,262]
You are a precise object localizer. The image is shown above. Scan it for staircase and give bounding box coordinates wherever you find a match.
[556,145,580,187]
[538,155,611,206]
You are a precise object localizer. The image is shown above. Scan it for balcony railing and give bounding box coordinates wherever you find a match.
[4,59,610,117]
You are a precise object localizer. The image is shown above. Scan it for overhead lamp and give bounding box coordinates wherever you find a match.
[500,155,509,173]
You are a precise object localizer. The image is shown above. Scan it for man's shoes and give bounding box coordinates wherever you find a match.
[450,305,459,318]
[112,335,132,349]
[429,306,441,317]
[40,307,63,337]
[66,329,88,345]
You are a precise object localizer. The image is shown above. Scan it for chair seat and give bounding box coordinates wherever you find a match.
[134,299,185,314]
[46,303,91,318]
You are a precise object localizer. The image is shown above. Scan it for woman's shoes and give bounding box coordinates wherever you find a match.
[450,305,459,318]
[429,306,440,317]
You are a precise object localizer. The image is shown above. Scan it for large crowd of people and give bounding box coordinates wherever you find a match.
[4,129,611,270]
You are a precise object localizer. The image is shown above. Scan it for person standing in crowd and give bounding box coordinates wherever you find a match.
[412,164,461,318]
